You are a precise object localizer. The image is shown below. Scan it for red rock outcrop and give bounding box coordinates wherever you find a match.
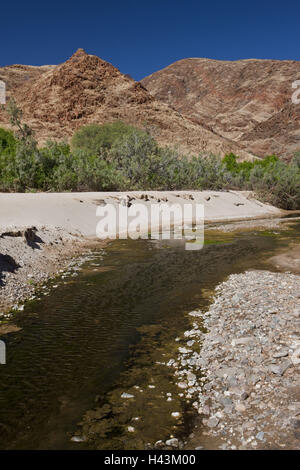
[0,64,55,100]
[0,50,253,159]
[141,58,300,159]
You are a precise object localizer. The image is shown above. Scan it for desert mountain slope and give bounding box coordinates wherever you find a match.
[141,58,300,159]
[0,64,56,100]
[0,50,253,159]
[241,102,300,158]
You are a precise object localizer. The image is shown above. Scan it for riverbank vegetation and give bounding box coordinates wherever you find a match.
[0,101,299,209]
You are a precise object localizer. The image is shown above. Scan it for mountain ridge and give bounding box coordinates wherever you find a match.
[0,50,255,160]
[141,57,300,160]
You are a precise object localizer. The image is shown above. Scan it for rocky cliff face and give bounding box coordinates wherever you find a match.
[0,50,253,159]
[141,58,300,160]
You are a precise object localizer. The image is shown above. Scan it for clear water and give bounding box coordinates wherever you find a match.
[0,222,299,449]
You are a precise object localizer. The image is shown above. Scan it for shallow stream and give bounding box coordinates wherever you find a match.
[0,221,299,449]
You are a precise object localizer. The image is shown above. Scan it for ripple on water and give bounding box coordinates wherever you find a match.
[0,222,300,449]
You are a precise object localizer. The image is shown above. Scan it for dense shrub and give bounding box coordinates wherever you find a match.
[221,153,300,209]
[0,128,17,156]
[0,134,124,192]
[71,122,145,156]
[51,148,124,192]
[1,115,300,210]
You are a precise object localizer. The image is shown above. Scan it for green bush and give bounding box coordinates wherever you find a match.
[0,128,17,156]
[71,122,145,156]
[1,107,300,210]
[221,153,300,209]
[52,149,124,192]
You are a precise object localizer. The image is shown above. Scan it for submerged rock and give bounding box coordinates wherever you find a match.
[71,435,86,443]
[165,438,179,448]
[121,392,134,399]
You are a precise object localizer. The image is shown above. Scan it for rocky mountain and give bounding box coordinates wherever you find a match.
[0,50,253,159]
[0,64,55,101]
[241,102,300,158]
[141,58,300,160]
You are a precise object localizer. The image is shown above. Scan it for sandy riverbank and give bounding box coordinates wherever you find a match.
[0,190,284,317]
[0,190,283,236]
[0,226,104,326]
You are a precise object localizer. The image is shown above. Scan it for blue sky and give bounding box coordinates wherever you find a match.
[1,0,300,80]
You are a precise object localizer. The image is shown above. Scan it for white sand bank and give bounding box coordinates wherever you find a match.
[0,190,283,237]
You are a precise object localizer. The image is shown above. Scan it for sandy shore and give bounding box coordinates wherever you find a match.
[0,190,284,318]
[270,245,300,274]
[0,190,282,236]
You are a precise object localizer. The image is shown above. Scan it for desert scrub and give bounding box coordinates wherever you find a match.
[1,104,300,209]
